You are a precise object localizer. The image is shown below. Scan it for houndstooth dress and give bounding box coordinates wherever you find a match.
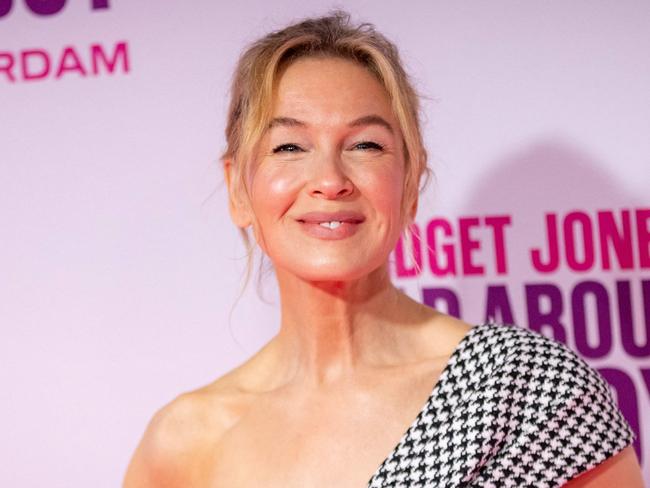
[367,323,635,488]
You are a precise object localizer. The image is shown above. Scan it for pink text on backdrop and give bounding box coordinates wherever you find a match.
[0,42,129,82]
[394,215,512,277]
[0,0,108,17]
[422,280,649,358]
[394,209,650,277]
[531,209,650,273]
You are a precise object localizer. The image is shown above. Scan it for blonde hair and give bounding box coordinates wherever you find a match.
[222,10,430,288]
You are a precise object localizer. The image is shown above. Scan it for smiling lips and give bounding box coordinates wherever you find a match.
[296,211,365,240]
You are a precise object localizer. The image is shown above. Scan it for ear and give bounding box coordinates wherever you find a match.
[408,195,418,222]
[403,191,418,227]
[224,159,252,228]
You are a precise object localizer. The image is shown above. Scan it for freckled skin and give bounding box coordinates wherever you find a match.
[248,57,406,281]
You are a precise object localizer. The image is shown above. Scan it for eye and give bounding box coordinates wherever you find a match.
[272,143,304,153]
[353,141,385,151]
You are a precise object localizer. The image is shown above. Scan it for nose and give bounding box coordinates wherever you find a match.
[307,151,354,199]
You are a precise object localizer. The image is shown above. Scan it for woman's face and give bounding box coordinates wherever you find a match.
[245,56,407,282]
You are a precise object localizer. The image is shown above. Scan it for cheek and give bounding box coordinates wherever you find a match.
[357,165,405,217]
[250,167,301,224]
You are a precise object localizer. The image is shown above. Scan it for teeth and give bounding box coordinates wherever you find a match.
[319,221,342,229]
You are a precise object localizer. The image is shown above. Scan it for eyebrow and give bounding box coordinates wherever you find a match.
[268,114,394,134]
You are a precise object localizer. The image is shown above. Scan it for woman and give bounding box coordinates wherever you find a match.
[124,12,643,487]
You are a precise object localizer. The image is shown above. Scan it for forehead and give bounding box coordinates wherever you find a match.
[272,56,396,125]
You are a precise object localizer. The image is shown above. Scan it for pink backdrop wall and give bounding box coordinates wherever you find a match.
[1,1,648,486]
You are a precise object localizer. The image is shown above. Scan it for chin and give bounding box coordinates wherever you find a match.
[286,254,387,283]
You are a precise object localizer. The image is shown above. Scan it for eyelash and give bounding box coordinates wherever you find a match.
[354,141,385,151]
[272,143,303,153]
[271,141,385,153]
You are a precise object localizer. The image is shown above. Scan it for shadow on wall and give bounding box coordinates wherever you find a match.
[463,138,642,212]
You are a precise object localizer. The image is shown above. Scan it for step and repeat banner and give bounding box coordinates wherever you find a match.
[1,1,648,487]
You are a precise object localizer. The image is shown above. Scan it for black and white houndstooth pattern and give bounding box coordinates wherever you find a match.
[367,323,634,487]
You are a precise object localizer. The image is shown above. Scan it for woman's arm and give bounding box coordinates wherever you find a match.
[563,446,644,487]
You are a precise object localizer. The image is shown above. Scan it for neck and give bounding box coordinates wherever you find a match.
[270,264,407,386]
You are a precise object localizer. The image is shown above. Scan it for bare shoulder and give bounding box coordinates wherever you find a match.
[122,372,255,488]
[397,292,474,357]
[415,308,475,359]
[432,313,475,343]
